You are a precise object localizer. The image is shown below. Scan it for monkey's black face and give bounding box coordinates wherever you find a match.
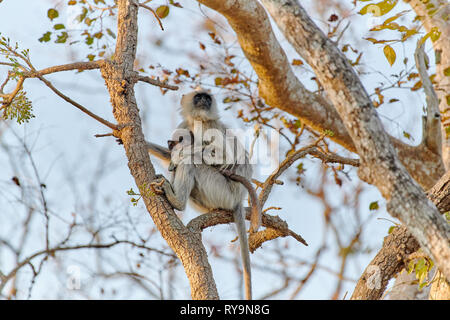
[193,93,212,110]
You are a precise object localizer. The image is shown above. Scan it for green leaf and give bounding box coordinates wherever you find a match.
[359,0,399,17]
[444,67,450,77]
[407,259,415,273]
[47,8,59,21]
[76,7,88,23]
[2,90,34,124]
[429,27,441,42]
[106,28,116,39]
[445,211,450,222]
[383,45,396,66]
[388,225,396,234]
[38,31,52,43]
[55,32,68,43]
[156,5,170,19]
[93,32,103,39]
[369,201,379,211]
[85,36,94,45]
[54,24,65,30]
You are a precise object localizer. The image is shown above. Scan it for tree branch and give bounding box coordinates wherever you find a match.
[138,3,164,31]
[135,74,179,90]
[23,60,104,77]
[260,0,450,280]
[186,208,308,252]
[351,170,450,299]
[197,0,444,190]
[36,74,119,130]
[415,40,441,156]
[405,0,450,169]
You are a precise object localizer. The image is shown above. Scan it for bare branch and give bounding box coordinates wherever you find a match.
[186,208,308,251]
[415,40,441,155]
[23,60,104,77]
[136,75,179,90]
[35,75,119,130]
[197,0,445,189]
[0,240,175,294]
[258,145,358,207]
[138,3,164,31]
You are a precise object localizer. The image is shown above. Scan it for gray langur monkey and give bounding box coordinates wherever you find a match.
[147,89,256,300]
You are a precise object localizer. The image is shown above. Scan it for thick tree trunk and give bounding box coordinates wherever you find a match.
[100,0,218,300]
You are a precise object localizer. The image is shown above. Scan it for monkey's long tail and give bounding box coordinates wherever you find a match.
[234,205,252,300]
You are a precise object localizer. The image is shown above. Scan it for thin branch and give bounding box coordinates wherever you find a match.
[136,75,179,90]
[35,75,119,130]
[138,3,165,31]
[0,240,175,294]
[23,60,104,78]
[259,145,359,207]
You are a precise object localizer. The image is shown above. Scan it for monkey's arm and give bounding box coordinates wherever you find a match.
[156,164,195,211]
[146,141,171,161]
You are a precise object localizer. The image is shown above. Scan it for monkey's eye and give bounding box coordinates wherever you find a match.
[168,140,177,150]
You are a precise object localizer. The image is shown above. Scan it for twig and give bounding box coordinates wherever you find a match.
[0,240,176,294]
[94,133,114,138]
[136,75,179,90]
[36,75,119,130]
[23,60,104,78]
[138,3,165,31]
[259,145,359,206]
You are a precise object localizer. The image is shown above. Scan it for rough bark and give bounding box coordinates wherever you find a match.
[405,0,450,169]
[197,0,444,190]
[100,0,218,300]
[351,170,450,300]
[351,226,420,300]
[357,0,450,300]
[259,0,450,280]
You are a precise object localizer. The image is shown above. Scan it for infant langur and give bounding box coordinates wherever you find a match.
[147,90,258,300]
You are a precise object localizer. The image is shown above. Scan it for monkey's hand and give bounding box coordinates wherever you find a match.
[150,175,168,195]
[151,175,187,211]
